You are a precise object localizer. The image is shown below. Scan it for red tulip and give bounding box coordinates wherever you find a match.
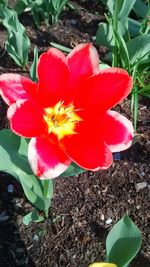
[0,44,134,179]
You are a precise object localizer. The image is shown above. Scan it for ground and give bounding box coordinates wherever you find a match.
[0,1,150,267]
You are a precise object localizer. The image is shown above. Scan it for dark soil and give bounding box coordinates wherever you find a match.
[0,1,150,267]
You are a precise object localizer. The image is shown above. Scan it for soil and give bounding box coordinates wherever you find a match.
[0,1,150,267]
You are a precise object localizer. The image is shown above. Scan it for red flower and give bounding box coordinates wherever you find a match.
[0,44,133,179]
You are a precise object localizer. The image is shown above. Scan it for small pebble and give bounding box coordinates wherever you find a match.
[135,182,148,192]
[33,234,39,241]
[139,171,145,178]
[105,218,112,224]
[100,214,105,221]
[7,184,14,193]
[70,19,77,25]
[0,211,9,222]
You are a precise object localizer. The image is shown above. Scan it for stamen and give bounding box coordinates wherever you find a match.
[44,101,82,140]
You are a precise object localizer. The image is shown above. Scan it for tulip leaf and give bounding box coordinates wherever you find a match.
[0,129,31,176]
[22,209,44,225]
[6,28,30,67]
[60,162,85,178]
[133,0,148,19]
[106,215,142,267]
[106,0,115,15]
[103,0,136,20]
[128,18,140,37]
[96,21,127,49]
[126,34,150,65]
[96,22,113,48]
[14,0,28,15]
[41,179,54,200]
[18,172,48,211]
[50,42,71,53]
[100,62,110,70]
[0,129,51,211]
[118,0,136,22]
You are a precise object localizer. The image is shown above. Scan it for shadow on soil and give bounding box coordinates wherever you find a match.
[0,173,35,266]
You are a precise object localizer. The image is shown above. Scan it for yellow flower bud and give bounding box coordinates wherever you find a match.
[89,262,117,267]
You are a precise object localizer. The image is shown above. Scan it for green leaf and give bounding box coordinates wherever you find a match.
[22,212,33,225]
[22,209,44,225]
[60,162,85,178]
[0,129,31,176]
[133,86,138,132]
[127,34,150,65]
[139,83,150,98]
[50,42,71,53]
[14,0,28,15]
[52,0,68,10]
[137,56,150,72]
[0,0,8,7]
[19,173,47,211]
[1,7,30,67]
[140,91,150,98]
[2,8,18,32]
[128,18,141,37]
[40,179,54,212]
[96,20,127,49]
[133,0,148,18]
[106,0,136,20]
[106,215,142,267]
[30,2,42,27]
[100,62,110,69]
[113,28,130,70]
[96,22,114,48]
[42,179,54,199]
[0,129,51,211]
[6,30,30,67]
[106,0,116,15]
[119,0,136,22]
[30,46,38,82]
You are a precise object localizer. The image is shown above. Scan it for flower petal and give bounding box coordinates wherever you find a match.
[99,110,134,152]
[28,137,71,179]
[0,74,37,105]
[67,43,99,79]
[62,134,113,171]
[7,100,46,137]
[37,48,69,107]
[74,68,132,119]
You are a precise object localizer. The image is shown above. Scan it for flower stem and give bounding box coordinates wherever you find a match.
[43,180,54,218]
[112,0,119,67]
[43,180,50,199]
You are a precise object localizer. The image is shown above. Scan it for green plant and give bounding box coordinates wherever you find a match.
[0,0,8,7]
[0,6,30,68]
[14,0,69,26]
[106,215,142,266]
[89,215,142,267]
[30,46,39,82]
[0,130,53,224]
[96,0,150,130]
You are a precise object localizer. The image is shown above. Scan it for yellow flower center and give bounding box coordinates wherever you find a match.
[43,101,82,140]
